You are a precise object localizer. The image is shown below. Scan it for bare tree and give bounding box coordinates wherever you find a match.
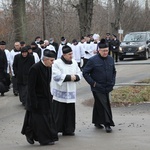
[73,0,94,36]
[12,0,26,41]
[111,0,125,35]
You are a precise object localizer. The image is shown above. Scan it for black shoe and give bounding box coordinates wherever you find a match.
[26,136,34,144]
[1,93,4,96]
[40,142,55,146]
[105,126,112,133]
[14,92,18,96]
[94,124,104,129]
[62,132,75,136]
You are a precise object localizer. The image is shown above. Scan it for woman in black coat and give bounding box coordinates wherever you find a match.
[13,47,35,106]
[110,34,120,62]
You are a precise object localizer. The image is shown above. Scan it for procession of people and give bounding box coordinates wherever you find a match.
[0,33,118,146]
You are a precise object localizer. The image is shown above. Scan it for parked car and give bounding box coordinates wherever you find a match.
[119,31,150,60]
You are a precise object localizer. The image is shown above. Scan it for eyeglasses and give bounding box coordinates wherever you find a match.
[101,50,109,52]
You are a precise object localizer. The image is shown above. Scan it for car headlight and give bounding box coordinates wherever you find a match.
[138,46,145,51]
[119,47,122,52]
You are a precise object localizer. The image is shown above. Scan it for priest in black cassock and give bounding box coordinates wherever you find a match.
[83,39,116,133]
[0,48,9,96]
[21,49,58,145]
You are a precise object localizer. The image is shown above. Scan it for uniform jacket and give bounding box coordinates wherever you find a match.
[110,39,120,52]
[83,54,116,93]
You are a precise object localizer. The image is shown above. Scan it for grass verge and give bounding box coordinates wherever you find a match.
[82,78,150,107]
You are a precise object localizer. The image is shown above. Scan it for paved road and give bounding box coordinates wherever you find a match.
[0,58,150,150]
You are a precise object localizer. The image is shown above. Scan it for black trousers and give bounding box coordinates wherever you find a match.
[112,52,119,62]
[12,76,18,94]
[92,91,115,126]
[53,100,75,134]
[18,84,27,105]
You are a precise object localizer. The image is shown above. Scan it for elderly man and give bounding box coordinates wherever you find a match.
[21,49,58,145]
[51,45,82,136]
[83,39,116,133]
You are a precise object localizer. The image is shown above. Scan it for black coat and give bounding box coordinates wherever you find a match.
[13,53,35,85]
[0,50,7,81]
[83,54,116,93]
[26,61,53,113]
[0,50,8,93]
[110,39,120,52]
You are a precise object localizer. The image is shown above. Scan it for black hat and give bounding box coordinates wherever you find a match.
[39,40,44,45]
[112,34,117,38]
[81,36,84,40]
[31,41,37,46]
[62,45,72,54]
[106,33,110,36]
[43,49,56,58]
[0,41,6,45]
[72,39,78,43]
[26,45,32,50]
[35,36,41,41]
[98,39,108,49]
[20,41,25,45]
[21,47,28,53]
[61,37,66,41]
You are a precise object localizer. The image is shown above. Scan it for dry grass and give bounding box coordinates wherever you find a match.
[82,79,150,107]
[111,78,150,106]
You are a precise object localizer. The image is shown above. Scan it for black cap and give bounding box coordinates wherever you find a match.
[26,45,32,50]
[35,36,41,41]
[43,49,56,58]
[39,40,44,44]
[61,37,66,41]
[20,41,25,45]
[112,34,117,38]
[72,39,78,43]
[62,45,72,54]
[31,41,37,46]
[21,47,28,53]
[106,33,110,36]
[98,39,108,49]
[0,41,6,45]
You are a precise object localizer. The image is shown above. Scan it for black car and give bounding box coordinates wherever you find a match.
[119,31,150,60]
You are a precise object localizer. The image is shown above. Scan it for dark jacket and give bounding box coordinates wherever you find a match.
[83,54,116,93]
[0,50,8,93]
[26,61,53,113]
[13,53,35,85]
[110,39,120,52]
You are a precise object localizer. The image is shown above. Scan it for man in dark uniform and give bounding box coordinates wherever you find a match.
[83,39,116,133]
[105,33,112,55]
[110,34,120,62]
[13,47,35,106]
[21,49,58,145]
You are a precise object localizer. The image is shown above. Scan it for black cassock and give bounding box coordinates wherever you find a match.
[21,61,58,145]
[0,50,9,94]
[92,92,115,127]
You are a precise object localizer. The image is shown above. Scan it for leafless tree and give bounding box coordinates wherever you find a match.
[12,0,26,41]
[73,0,94,37]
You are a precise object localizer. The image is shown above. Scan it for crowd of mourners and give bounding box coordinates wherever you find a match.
[0,32,118,146]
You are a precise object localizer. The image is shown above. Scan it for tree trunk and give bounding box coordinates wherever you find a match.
[75,0,94,37]
[111,0,125,35]
[12,0,26,42]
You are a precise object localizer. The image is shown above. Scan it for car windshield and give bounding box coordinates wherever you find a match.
[123,33,146,42]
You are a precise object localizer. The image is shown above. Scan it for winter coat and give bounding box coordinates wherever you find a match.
[83,54,116,93]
